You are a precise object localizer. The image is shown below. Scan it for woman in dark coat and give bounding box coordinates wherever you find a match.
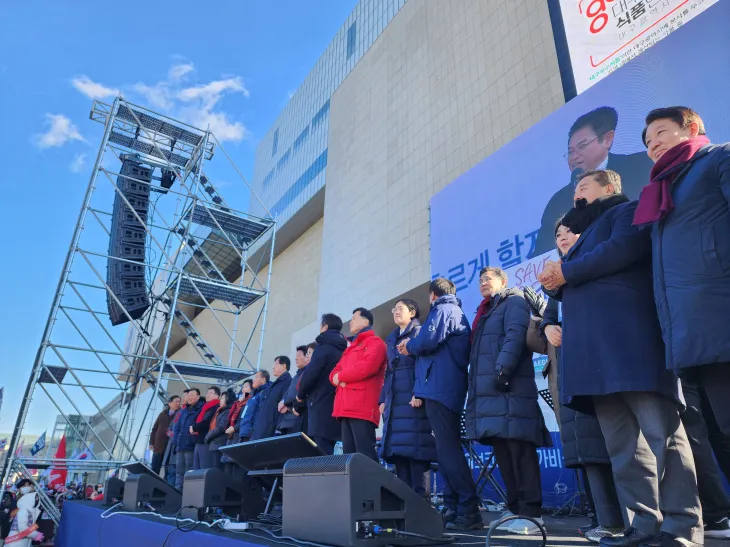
[465,266,550,536]
[526,218,626,541]
[379,299,437,498]
[221,380,252,479]
[205,389,234,470]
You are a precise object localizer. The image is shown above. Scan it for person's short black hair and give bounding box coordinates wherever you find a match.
[479,266,508,285]
[224,388,236,404]
[189,388,200,396]
[16,478,32,489]
[569,107,618,143]
[321,313,343,332]
[429,277,456,297]
[307,342,317,352]
[554,215,566,237]
[182,389,190,394]
[396,299,420,320]
[353,307,374,326]
[168,395,181,403]
[257,369,271,382]
[642,106,706,146]
[275,355,291,371]
[242,379,253,388]
[296,345,308,355]
[208,386,221,396]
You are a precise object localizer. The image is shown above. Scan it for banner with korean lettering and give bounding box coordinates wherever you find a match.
[558,0,717,94]
[430,1,730,507]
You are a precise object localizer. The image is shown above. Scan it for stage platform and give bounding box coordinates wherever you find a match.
[55,501,726,547]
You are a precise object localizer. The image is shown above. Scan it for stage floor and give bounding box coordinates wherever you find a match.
[55,501,726,547]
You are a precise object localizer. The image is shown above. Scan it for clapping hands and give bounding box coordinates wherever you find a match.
[537,260,567,291]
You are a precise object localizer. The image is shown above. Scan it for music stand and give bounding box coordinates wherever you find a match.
[457,413,507,506]
[220,433,326,515]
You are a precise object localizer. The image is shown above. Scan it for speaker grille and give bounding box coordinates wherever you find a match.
[283,454,353,476]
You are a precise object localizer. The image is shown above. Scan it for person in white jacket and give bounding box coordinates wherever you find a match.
[5,480,43,546]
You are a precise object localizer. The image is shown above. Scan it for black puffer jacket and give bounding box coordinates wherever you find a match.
[465,288,551,447]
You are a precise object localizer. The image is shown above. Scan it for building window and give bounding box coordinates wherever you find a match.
[272,128,279,157]
[271,149,328,216]
[312,100,330,130]
[347,21,357,59]
[293,126,310,153]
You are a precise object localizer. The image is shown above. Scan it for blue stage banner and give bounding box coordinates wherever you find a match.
[429,0,730,504]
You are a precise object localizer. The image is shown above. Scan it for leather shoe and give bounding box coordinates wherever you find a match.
[441,508,456,524]
[599,527,655,547]
[638,532,702,547]
[445,513,483,531]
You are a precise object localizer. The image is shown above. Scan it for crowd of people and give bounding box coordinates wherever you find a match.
[145,106,730,547]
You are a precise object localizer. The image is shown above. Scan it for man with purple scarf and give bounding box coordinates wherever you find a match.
[638,106,730,539]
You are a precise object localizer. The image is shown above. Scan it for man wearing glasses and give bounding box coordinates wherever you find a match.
[530,106,653,258]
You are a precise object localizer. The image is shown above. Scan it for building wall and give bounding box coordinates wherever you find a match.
[318,0,564,316]
[249,0,408,227]
[168,219,325,374]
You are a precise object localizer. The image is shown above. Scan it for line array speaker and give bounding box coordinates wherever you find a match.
[107,158,152,326]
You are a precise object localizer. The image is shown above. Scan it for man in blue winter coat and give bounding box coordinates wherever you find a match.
[539,170,701,547]
[239,370,271,441]
[172,388,204,490]
[639,106,730,538]
[397,277,479,531]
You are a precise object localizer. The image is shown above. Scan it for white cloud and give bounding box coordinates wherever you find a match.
[177,77,249,109]
[71,75,119,100]
[35,114,86,148]
[70,152,87,174]
[168,62,195,82]
[131,82,173,111]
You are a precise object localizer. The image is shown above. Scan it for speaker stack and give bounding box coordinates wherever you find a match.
[107,157,152,326]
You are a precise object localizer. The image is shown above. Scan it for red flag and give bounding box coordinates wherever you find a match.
[48,436,67,490]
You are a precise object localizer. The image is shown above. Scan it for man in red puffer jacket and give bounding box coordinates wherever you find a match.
[330,307,387,461]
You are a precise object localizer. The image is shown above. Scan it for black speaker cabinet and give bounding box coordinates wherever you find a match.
[122,473,181,512]
[103,477,125,506]
[282,453,443,547]
[180,467,266,522]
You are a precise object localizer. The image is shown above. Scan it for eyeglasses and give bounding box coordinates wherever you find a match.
[392,306,409,313]
[563,136,599,159]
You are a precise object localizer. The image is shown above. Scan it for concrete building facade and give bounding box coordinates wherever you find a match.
[168,0,566,372]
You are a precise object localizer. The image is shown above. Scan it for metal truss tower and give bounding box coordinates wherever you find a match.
[2,98,276,522]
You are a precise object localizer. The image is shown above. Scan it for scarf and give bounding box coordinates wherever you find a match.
[228,395,248,428]
[633,135,710,225]
[195,400,219,423]
[562,193,629,234]
[470,297,491,342]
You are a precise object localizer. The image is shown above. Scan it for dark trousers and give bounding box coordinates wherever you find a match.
[208,449,224,471]
[193,443,210,470]
[585,464,627,528]
[391,456,431,498]
[313,437,336,455]
[491,438,542,518]
[175,450,194,490]
[593,392,702,544]
[689,363,730,436]
[682,375,730,522]
[150,452,164,475]
[341,418,377,461]
[424,400,479,516]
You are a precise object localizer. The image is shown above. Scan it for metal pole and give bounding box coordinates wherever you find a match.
[255,223,277,371]
[228,248,248,366]
[0,96,119,495]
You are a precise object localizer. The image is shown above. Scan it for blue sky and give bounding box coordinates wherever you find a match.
[0,0,357,436]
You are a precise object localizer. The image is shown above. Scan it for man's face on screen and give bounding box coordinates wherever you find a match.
[567,126,613,172]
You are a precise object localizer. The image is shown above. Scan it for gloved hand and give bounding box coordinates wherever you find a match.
[495,372,510,393]
[523,286,547,318]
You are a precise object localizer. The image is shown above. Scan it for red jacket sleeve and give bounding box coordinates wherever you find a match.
[337,338,387,384]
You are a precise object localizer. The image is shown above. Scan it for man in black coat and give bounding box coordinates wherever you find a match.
[530,106,654,258]
[251,357,292,441]
[297,313,347,454]
[278,346,309,434]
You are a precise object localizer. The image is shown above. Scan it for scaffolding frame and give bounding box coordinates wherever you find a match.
[2,98,276,523]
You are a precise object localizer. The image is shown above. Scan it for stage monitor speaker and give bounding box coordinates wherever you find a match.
[122,472,181,513]
[180,467,266,522]
[282,453,444,547]
[103,477,125,506]
[220,432,326,471]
